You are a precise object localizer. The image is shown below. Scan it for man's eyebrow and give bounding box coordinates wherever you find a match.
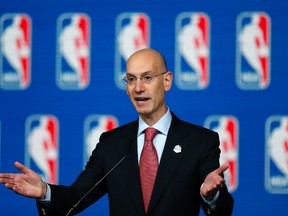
[126,71,153,76]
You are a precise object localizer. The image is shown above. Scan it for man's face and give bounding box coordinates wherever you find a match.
[125,51,172,123]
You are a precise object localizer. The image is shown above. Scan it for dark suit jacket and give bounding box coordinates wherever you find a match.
[37,112,233,216]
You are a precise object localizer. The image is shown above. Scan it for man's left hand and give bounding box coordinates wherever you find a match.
[200,162,229,199]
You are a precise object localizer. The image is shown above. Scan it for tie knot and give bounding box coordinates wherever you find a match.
[145,127,158,142]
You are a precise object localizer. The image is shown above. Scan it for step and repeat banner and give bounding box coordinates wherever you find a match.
[0,0,287,215]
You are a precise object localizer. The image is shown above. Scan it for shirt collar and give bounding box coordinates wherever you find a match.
[138,108,172,136]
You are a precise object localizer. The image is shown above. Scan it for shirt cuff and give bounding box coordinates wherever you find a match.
[200,183,219,209]
[37,182,51,202]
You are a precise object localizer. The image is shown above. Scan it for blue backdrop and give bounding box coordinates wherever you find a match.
[0,0,287,215]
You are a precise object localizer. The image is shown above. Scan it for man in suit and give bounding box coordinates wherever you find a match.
[0,48,234,215]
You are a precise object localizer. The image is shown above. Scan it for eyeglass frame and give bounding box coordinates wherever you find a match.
[122,71,167,85]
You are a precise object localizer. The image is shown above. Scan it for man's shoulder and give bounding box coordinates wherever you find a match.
[100,120,138,139]
[172,113,216,135]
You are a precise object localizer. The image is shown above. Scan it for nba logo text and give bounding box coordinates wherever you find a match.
[25,115,59,184]
[175,12,210,90]
[83,115,118,166]
[265,116,288,193]
[205,115,239,192]
[0,14,31,90]
[236,12,271,90]
[115,12,150,89]
[56,13,90,90]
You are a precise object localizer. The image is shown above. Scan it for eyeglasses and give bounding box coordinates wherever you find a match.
[122,72,167,85]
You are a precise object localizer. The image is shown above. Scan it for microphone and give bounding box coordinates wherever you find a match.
[65,154,127,216]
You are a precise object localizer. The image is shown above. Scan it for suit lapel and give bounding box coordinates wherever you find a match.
[116,120,146,216]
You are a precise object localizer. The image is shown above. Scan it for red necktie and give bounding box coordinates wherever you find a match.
[140,127,159,212]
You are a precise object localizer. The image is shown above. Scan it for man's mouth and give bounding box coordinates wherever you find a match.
[135,97,150,102]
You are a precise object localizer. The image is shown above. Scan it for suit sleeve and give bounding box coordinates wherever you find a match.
[199,132,234,216]
[36,138,108,216]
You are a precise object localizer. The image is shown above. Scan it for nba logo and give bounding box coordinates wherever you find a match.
[56,13,90,90]
[265,116,288,193]
[25,115,59,184]
[115,12,150,89]
[175,12,210,90]
[0,14,31,89]
[83,115,118,165]
[204,115,239,192]
[236,12,271,90]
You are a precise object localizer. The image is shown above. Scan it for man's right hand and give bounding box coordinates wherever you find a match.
[0,161,47,199]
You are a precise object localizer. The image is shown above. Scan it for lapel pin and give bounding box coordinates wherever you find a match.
[173,145,182,153]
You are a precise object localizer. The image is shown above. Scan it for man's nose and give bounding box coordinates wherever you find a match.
[134,78,145,92]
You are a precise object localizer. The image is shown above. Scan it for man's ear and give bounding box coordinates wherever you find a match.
[164,71,173,91]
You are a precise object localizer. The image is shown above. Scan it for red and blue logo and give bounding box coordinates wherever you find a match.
[0,14,31,89]
[25,115,59,184]
[205,115,239,192]
[175,12,210,90]
[236,12,271,90]
[115,12,150,89]
[83,115,118,165]
[56,13,90,90]
[265,116,288,193]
